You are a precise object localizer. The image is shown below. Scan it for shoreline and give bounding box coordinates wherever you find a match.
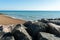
[0,13,60,25]
[0,14,26,25]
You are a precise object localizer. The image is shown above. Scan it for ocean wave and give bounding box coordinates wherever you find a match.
[5,14,38,21]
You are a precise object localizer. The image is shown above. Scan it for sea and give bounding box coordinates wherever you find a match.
[0,11,60,21]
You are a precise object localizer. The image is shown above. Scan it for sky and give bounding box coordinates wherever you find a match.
[0,0,60,10]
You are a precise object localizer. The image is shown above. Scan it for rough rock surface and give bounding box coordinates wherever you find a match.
[47,23,60,36]
[1,33,15,40]
[1,18,60,40]
[12,24,32,40]
[38,32,60,40]
[23,21,48,40]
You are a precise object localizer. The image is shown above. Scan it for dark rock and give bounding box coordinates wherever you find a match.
[33,22,48,32]
[38,20,41,22]
[47,23,60,36]
[38,19,49,23]
[48,18,60,20]
[0,32,5,40]
[38,32,60,40]
[23,21,48,40]
[38,19,60,25]
[0,26,3,32]
[48,20,60,25]
[23,21,32,27]
[57,18,60,20]
[12,24,32,40]
[1,32,14,40]
[47,18,54,20]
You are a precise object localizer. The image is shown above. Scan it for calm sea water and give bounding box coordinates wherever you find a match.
[0,11,60,21]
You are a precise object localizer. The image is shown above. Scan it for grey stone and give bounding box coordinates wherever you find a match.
[38,19,60,25]
[1,32,14,40]
[49,20,60,25]
[47,23,60,36]
[12,24,32,40]
[38,19,49,23]
[0,32,5,40]
[23,21,48,40]
[38,32,60,40]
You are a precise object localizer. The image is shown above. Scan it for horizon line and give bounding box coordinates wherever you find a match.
[0,10,60,11]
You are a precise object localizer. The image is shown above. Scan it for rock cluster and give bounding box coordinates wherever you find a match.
[0,18,60,40]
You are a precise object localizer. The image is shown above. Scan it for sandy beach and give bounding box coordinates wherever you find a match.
[0,14,26,25]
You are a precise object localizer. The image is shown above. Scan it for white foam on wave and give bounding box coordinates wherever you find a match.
[5,14,38,22]
[5,15,27,21]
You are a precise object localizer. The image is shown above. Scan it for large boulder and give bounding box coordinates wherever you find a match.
[23,21,48,40]
[38,19,60,25]
[33,22,48,32]
[38,19,49,23]
[12,24,32,40]
[38,32,60,40]
[1,32,14,40]
[47,23,60,36]
[48,20,60,25]
[0,32,5,40]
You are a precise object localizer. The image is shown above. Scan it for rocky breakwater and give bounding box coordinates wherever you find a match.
[23,18,60,40]
[1,18,60,40]
[0,24,32,40]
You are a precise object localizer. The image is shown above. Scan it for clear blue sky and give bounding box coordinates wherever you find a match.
[0,0,60,10]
